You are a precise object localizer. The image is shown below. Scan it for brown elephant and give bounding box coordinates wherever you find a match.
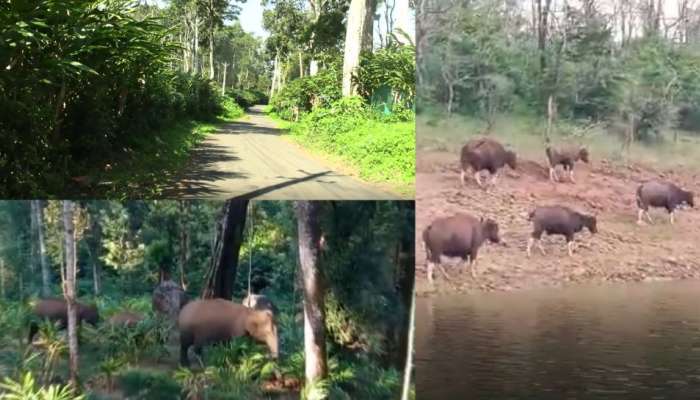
[107,311,145,328]
[178,299,279,366]
[28,298,99,343]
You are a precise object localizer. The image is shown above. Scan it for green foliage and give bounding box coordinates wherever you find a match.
[0,372,84,400]
[355,44,416,107]
[229,89,269,109]
[288,97,415,185]
[269,66,342,121]
[118,369,181,400]
[0,1,223,197]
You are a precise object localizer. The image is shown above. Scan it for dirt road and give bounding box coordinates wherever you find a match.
[166,106,397,200]
[416,149,700,295]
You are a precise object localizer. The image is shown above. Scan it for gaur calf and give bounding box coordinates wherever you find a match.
[178,299,279,367]
[422,213,501,283]
[636,180,694,225]
[527,206,597,257]
[460,138,517,187]
[545,146,589,183]
[28,298,99,343]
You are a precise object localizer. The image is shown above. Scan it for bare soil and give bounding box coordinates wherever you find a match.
[416,149,700,295]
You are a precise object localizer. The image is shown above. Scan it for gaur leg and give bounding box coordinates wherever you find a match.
[566,233,575,256]
[491,170,500,186]
[474,171,484,187]
[427,261,434,284]
[469,250,478,280]
[28,322,39,344]
[527,229,544,257]
[436,262,453,281]
[460,169,466,186]
[669,209,675,224]
[180,331,194,367]
[549,167,557,182]
[568,166,575,183]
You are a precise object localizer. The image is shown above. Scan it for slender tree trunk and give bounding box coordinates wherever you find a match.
[194,13,199,75]
[92,258,101,296]
[362,0,376,51]
[0,258,5,300]
[202,200,249,299]
[295,201,328,393]
[343,0,371,96]
[32,200,50,297]
[308,0,323,75]
[221,62,228,96]
[298,51,304,78]
[179,201,189,290]
[400,288,415,400]
[62,201,79,387]
[209,18,215,79]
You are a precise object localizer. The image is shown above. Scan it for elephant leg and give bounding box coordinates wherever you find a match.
[28,322,38,344]
[180,333,193,367]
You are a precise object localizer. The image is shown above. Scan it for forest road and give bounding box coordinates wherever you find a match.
[165,105,397,200]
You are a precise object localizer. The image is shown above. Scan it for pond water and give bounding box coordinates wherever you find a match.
[416,281,700,399]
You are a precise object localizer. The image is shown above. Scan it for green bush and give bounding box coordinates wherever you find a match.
[354,44,416,108]
[269,67,342,120]
[290,97,415,184]
[229,88,269,109]
[118,369,181,400]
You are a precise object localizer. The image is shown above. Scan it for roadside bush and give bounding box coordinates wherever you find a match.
[290,97,415,184]
[269,67,342,120]
[354,44,416,108]
[119,369,181,400]
[230,88,269,109]
[0,0,223,197]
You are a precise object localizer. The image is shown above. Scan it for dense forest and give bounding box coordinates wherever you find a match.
[417,0,700,152]
[1,0,416,198]
[0,200,415,399]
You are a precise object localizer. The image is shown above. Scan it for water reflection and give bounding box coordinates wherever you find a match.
[416,281,700,399]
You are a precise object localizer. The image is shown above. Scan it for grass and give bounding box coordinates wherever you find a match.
[417,112,700,170]
[94,98,245,199]
[267,109,416,198]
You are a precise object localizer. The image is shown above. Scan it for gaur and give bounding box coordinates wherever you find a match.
[527,206,597,257]
[28,298,99,343]
[422,213,501,283]
[242,294,278,315]
[178,299,279,367]
[460,138,517,187]
[545,146,589,183]
[636,180,694,225]
[107,311,145,328]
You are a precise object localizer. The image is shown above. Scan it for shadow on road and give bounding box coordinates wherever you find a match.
[219,120,280,136]
[230,170,333,200]
[163,142,248,197]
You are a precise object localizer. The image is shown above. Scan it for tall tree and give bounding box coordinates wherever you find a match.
[343,0,372,96]
[295,201,328,394]
[202,199,249,299]
[62,201,79,387]
[32,200,51,297]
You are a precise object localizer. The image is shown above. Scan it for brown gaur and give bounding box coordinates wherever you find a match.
[527,206,597,257]
[178,299,279,367]
[636,180,694,225]
[460,138,517,187]
[545,146,589,183]
[422,213,502,283]
[28,298,99,343]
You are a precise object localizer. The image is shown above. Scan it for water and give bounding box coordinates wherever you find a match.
[416,281,700,399]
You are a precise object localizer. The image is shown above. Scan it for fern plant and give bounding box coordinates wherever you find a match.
[0,372,84,400]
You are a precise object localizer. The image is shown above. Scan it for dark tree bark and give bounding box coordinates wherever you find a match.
[395,202,415,368]
[295,201,328,391]
[179,200,190,290]
[202,199,249,299]
[62,201,79,387]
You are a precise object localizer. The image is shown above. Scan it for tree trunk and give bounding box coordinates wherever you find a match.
[0,258,5,300]
[194,13,199,75]
[179,201,189,290]
[308,0,322,76]
[202,200,249,299]
[400,288,415,400]
[545,94,555,140]
[343,0,371,96]
[536,0,551,74]
[221,62,228,96]
[362,0,376,51]
[209,17,215,80]
[62,201,79,387]
[295,201,328,392]
[92,258,101,296]
[32,200,50,297]
[298,51,304,78]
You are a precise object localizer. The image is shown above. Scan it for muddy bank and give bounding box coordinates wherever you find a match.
[416,150,700,296]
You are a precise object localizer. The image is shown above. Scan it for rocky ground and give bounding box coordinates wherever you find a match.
[416,149,700,296]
